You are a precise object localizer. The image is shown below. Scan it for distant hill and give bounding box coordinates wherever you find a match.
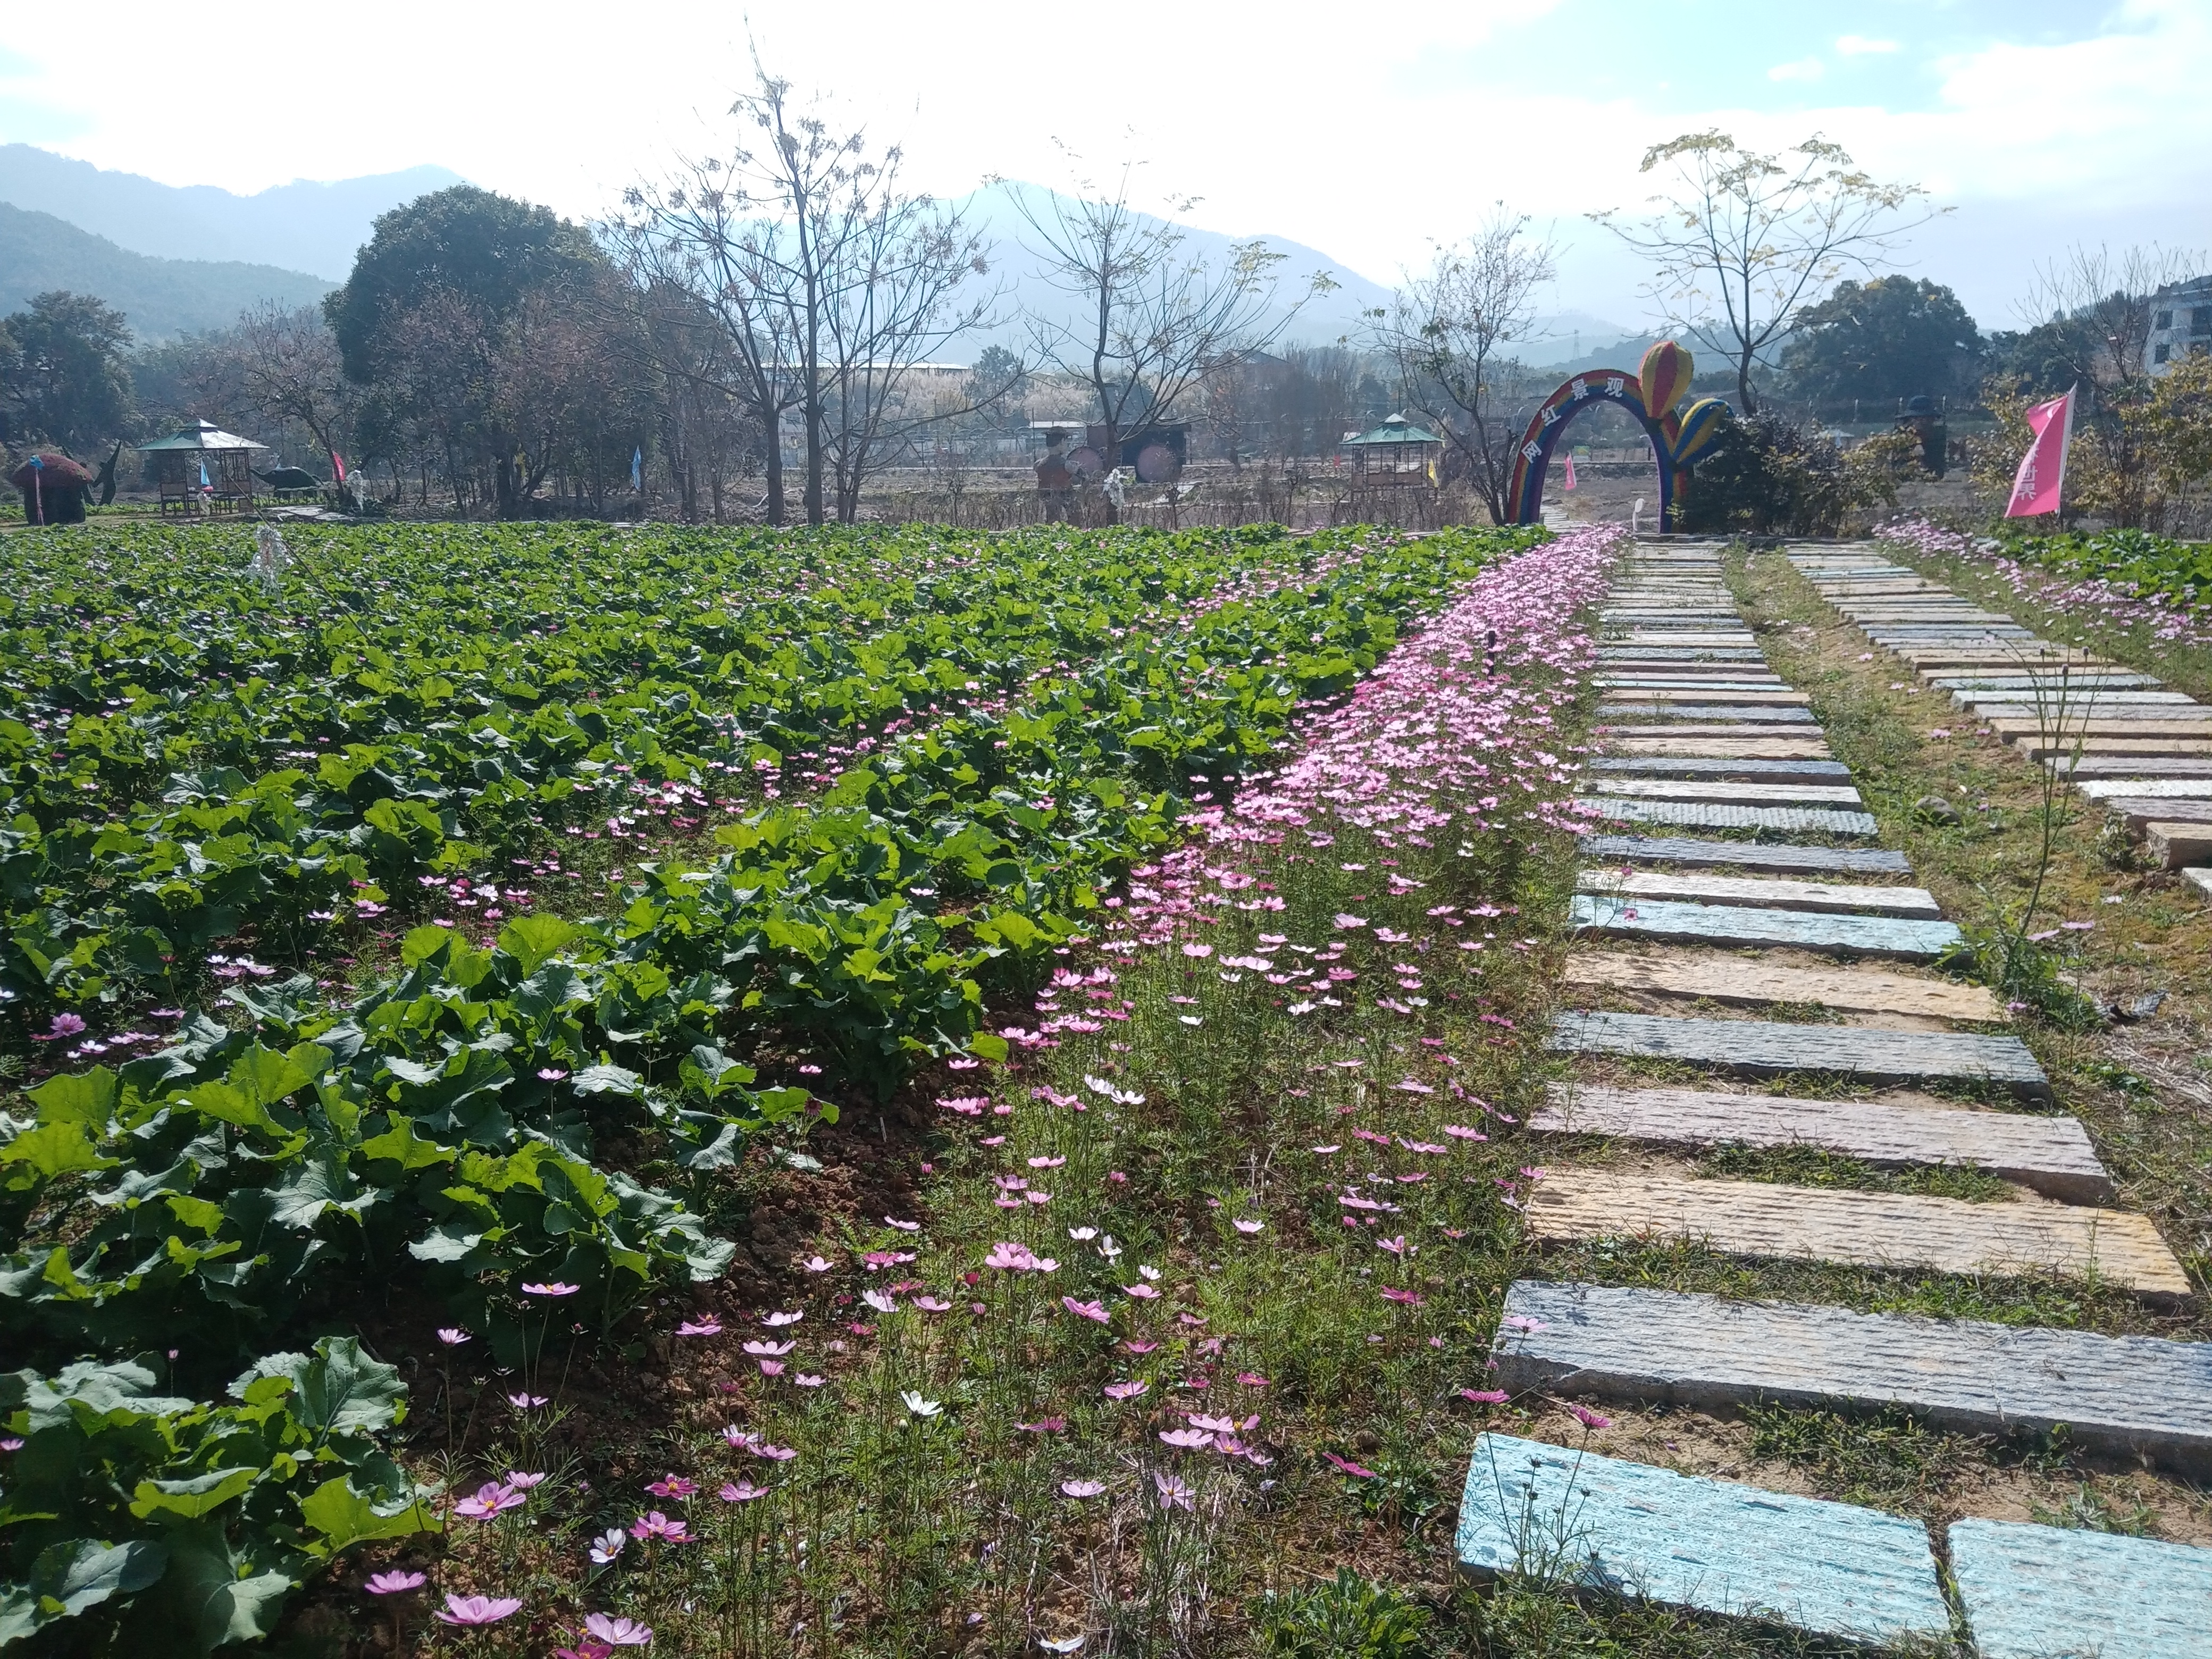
[0,204,332,339]
[0,145,463,281]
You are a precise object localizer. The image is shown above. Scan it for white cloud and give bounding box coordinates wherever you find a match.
[1835,35,1900,56]
[1767,56,1826,83]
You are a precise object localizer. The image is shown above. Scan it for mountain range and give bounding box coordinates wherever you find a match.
[0,145,1637,361]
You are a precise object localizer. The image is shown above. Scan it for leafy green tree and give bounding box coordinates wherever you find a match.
[0,291,135,451]
[323,185,600,382]
[1781,276,1983,409]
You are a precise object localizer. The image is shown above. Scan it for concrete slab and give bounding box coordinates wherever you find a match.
[1491,1281,2212,1474]
[1456,1434,1950,1644]
[1949,1519,2212,1659]
[1569,895,1960,959]
[1574,799,1877,835]
[1534,1082,2110,1201]
[1578,870,1939,919]
[1580,836,1909,875]
[1523,1170,2193,1298]
[1549,1010,2049,1096]
[1563,951,2004,1022]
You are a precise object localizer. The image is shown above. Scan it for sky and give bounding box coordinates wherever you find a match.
[3,0,2208,338]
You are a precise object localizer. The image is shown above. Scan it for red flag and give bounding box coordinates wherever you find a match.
[332,450,348,484]
[2005,388,2074,517]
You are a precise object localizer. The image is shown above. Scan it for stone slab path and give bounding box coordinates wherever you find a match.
[1790,547,2212,883]
[1476,539,2212,1645]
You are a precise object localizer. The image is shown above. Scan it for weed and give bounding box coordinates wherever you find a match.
[1695,1143,2015,1203]
[1745,1402,1984,1514]
[1254,1569,1435,1659]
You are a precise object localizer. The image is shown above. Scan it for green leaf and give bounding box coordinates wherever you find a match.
[1,1121,116,1186]
[285,1337,409,1437]
[0,1539,167,1643]
[401,924,453,968]
[571,1062,642,1097]
[297,1476,438,1557]
[968,1031,1010,1062]
[497,912,577,976]
[128,1466,259,1520]
[27,1067,119,1129]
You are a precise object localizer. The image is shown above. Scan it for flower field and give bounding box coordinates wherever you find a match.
[0,518,1622,1656]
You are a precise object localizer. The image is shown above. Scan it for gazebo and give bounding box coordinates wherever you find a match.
[137,421,269,515]
[1342,414,1442,487]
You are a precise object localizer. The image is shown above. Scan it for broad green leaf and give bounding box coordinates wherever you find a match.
[128,1466,258,1520]
[27,1067,119,1129]
[497,912,576,976]
[1,1121,115,1186]
[285,1337,409,1437]
[297,1476,438,1556]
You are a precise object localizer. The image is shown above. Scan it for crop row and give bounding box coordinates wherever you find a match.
[0,522,1543,1652]
[0,523,1371,1022]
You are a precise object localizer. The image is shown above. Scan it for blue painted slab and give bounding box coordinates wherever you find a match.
[1456,1434,1949,1644]
[1949,1518,2212,1659]
[1591,758,1854,781]
[1570,894,1961,959]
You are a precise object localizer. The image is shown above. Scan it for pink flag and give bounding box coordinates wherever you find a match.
[2005,387,2075,517]
[1563,453,1579,492]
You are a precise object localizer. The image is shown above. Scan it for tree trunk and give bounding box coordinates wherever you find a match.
[764,441,786,526]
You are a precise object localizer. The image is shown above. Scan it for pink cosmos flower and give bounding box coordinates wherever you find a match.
[455,1481,525,1519]
[1570,1404,1612,1430]
[1460,1388,1511,1405]
[507,1391,549,1409]
[1018,1416,1068,1433]
[1062,1297,1111,1323]
[743,1340,795,1358]
[720,1481,767,1503]
[1061,1479,1106,1498]
[1323,1452,1378,1479]
[1180,942,1214,957]
[1380,1288,1424,1306]
[1236,1372,1270,1388]
[1103,1380,1150,1401]
[1232,1218,1263,1234]
[1159,1428,1212,1449]
[644,1474,698,1499]
[763,1310,803,1326]
[437,1594,523,1626]
[627,1511,689,1543]
[677,1317,722,1337]
[522,1281,580,1297]
[504,1470,547,1489]
[1154,1471,1196,1511]
[583,1614,653,1647]
[436,1327,472,1345]
[364,1570,425,1595]
[1122,1283,1162,1301]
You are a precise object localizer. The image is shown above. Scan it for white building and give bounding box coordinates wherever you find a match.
[2149,277,2212,376]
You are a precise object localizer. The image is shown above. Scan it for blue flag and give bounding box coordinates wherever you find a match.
[199,460,210,490]
[631,448,642,491]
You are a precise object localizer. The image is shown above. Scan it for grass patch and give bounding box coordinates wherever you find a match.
[1744,1402,1986,1514]
[1694,1144,2016,1203]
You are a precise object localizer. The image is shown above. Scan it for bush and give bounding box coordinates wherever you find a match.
[0,1338,438,1656]
[1680,413,1913,535]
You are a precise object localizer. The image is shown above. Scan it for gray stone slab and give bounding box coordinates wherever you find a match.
[1588,779,1863,807]
[1534,1083,2108,1200]
[1596,647,1767,661]
[1949,1519,2212,1658]
[1929,674,2163,691]
[1576,798,1878,835]
[2057,757,2212,778]
[1594,707,1821,727]
[1582,836,1911,875]
[1578,871,1940,919]
[1590,758,1855,783]
[1549,1010,2051,1096]
[1491,1281,2212,1474]
[1456,1434,1950,1644]
[1570,895,1960,958]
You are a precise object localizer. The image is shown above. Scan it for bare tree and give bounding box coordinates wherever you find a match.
[1594,132,1934,413]
[1372,210,1556,523]
[233,303,357,476]
[1009,158,1330,508]
[614,60,990,525]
